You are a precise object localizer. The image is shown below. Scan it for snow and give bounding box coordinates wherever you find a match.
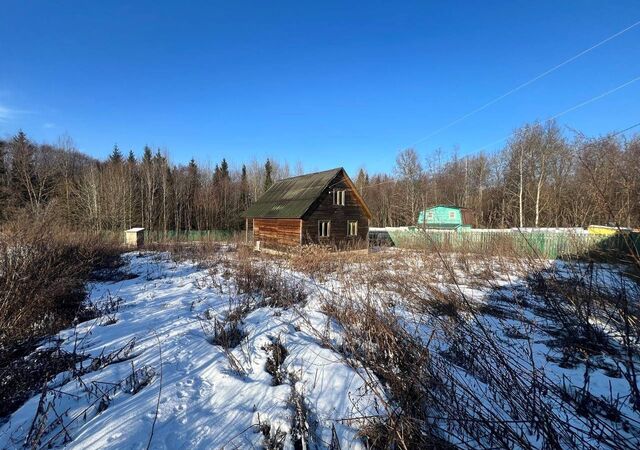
[0,252,378,449]
[1,248,638,449]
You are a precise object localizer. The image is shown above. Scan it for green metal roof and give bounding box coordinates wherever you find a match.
[243,167,343,219]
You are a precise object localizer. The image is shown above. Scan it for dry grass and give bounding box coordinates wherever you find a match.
[0,218,125,420]
[0,222,123,350]
[281,242,640,449]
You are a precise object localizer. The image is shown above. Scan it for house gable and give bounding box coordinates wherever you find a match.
[301,169,370,246]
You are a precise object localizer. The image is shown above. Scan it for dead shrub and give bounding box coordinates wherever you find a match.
[0,346,84,419]
[205,317,246,349]
[233,257,306,308]
[146,239,228,265]
[289,245,338,280]
[0,224,123,350]
[263,336,288,385]
[322,298,440,448]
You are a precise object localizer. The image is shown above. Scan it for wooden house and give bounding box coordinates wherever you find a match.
[243,167,371,250]
[417,205,474,230]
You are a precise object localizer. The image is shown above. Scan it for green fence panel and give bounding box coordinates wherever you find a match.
[386,228,639,259]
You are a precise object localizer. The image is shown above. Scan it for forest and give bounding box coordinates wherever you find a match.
[1,120,639,232]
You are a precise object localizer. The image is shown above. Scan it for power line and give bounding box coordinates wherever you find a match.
[610,121,640,137]
[465,74,640,155]
[407,19,640,148]
[362,118,640,191]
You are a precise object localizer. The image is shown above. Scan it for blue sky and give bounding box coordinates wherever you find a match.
[1,1,639,175]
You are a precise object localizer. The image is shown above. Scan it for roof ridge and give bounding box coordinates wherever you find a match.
[275,167,342,182]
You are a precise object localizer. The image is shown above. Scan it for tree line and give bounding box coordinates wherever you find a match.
[363,122,640,229]
[1,121,638,232]
[0,132,292,232]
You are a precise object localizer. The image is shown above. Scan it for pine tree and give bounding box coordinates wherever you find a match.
[264,159,273,192]
[109,144,123,164]
[127,150,136,164]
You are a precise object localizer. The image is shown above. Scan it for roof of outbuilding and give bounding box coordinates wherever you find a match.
[243,167,344,219]
[423,205,472,211]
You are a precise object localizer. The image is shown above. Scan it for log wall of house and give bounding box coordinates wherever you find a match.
[301,174,369,248]
[253,218,302,247]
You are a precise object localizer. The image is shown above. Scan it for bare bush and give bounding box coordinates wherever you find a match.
[310,243,639,449]
[233,255,307,308]
[0,222,122,349]
[263,336,288,386]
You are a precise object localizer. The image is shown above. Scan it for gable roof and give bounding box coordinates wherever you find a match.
[243,167,371,219]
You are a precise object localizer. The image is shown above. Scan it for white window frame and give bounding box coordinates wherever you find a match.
[347,220,358,237]
[333,189,346,206]
[449,211,456,219]
[318,220,331,238]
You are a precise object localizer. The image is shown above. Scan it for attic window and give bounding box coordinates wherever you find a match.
[319,220,331,238]
[333,189,345,206]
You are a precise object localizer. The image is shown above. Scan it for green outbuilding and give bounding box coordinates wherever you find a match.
[417,205,474,230]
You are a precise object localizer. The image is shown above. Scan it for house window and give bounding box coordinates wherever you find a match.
[449,211,455,219]
[347,220,358,236]
[333,189,345,206]
[318,220,331,238]
[427,212,434,220]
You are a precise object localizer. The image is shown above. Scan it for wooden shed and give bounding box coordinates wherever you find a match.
[243,167,371,250]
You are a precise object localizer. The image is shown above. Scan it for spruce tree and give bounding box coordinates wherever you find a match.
[213,164,221,185]
[109,144,123,163]
[220,158,229,180]
[0,141,7,220]
[142,146,153,164]
[127,150,136,164]
[186,159,198,231]
[264,159,273,192]
[356,168,368,193]
[154,149,164,162]
[0,141,6,185]
[240,164,249,207]
[9,131,36,207]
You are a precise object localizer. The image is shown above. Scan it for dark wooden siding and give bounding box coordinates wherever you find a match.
[253,218,301,247]
[301,173,369,248]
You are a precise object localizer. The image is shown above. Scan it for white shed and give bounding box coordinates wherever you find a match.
[125,227,145,248]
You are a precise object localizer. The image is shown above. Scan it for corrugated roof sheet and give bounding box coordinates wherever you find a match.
[243,167,343,218]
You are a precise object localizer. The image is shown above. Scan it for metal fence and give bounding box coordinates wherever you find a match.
[143,229,235,242]
[385,228,640,259]
[99,229,236,244]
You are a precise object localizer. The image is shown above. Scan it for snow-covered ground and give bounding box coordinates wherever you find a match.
[1,249,638,449]
[0,252,379,449]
